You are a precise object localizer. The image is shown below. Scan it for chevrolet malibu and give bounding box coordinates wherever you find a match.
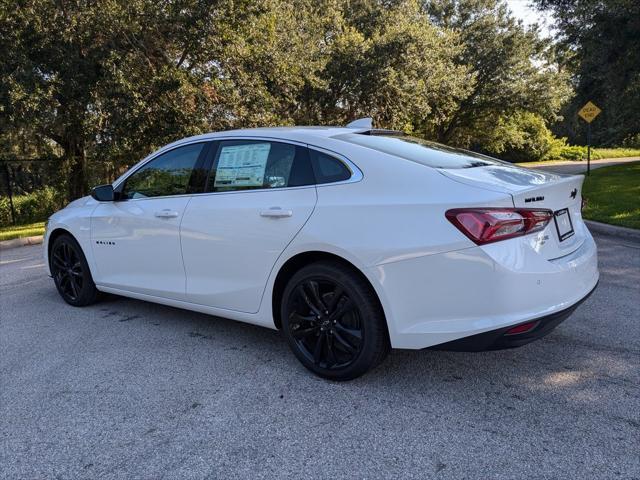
[44,119,599,380]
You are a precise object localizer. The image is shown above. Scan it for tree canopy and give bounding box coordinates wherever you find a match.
[0,0,632,200]
[533,0,640,146]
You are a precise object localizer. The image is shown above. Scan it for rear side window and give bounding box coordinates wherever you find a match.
[334,133,505,169]
[206,140,314,192]
[309,150,352,184]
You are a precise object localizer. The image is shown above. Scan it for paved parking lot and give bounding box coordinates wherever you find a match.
[1,231,639,479]
[525,157,639,175]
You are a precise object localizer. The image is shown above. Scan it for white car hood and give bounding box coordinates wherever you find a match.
[65,195,97,209]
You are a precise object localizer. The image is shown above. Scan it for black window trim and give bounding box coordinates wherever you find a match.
[114,140,213,201]
[306,145,363,186]
[111,136,363,200]
[198,137,363,189]
[203,138,314,194]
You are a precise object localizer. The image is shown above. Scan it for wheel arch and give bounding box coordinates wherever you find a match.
[270,251,389,337]
[47,227,75,262]
[47,227,94,278]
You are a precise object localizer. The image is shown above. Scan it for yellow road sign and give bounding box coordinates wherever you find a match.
[578,101,602,123]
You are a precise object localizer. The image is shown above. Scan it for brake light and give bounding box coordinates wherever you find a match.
[446,208,553,245]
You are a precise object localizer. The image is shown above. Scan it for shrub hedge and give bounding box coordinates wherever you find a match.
[0,187,66,227]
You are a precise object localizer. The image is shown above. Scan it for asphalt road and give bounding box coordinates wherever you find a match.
[526,157,639,175]
[1,232,639,480]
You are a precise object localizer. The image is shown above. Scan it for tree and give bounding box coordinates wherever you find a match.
[421,0,571,149]
[308,0,473,131]
[0,0,258,199]
[1,0,580,205]
[220,0,474,133]
[533,0,640,146]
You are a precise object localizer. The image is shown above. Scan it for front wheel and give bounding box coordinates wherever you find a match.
[50,234,99,307]
[281,261,389,380]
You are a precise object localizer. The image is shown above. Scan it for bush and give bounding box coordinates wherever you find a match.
[0,187,66,227]
[544,143,588,161]
[485,112,557,162]
[543,145,640,162]
[481,113,640,163]
[622,133,640,149]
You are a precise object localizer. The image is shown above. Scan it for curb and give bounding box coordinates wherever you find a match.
[0,235,44,251]
[585,220,640,242]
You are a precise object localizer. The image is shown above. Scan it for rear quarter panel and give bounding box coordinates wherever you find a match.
[273,142,516,339]
[293,142,514,267]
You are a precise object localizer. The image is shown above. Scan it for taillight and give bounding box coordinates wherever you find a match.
[445,208,553,245]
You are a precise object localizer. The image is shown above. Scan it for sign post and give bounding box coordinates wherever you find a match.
[577,101,602,175]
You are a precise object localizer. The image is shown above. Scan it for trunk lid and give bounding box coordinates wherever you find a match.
[439,164,586,260]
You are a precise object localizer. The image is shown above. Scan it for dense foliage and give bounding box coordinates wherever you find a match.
[534,0,640,147]
[0,0,635,209]
[0,186,64,225]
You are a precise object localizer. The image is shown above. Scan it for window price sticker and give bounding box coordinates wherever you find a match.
[214,143,271,187]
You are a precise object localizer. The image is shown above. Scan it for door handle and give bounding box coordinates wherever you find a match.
[260,207,293,218]
[155,209,179,218]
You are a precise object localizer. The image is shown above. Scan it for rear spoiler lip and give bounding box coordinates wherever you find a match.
[360,129,406,136]
[345,118,405,136]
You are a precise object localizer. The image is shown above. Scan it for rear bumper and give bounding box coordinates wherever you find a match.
[368,226,599,350]
[433,281,598,351]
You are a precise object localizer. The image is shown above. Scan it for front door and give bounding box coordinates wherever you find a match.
[181,139,317,313]
[91,142,209,300]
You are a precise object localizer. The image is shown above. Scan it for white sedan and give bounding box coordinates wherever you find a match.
[44,120,599,380]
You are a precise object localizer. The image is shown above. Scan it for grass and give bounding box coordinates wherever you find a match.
[592,147,640,159]
[582,162,640,229]
[0,221,45,241]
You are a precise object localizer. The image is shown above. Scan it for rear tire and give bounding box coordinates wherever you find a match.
[50,234,99,307]
[281,261,389,380]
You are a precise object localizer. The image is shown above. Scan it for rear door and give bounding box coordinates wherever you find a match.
[180,139,317,313]
[91,142,210,300]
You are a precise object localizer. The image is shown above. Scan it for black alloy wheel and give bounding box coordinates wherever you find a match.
[50,234,98,306]
[289,278,363,368]
[282,261,389,380]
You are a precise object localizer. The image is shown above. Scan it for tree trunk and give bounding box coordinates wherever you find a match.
[66,139,87,200]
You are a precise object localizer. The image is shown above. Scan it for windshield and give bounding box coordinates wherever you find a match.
[334,133,507,169]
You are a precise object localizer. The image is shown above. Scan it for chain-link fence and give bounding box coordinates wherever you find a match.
[0,158,64,226]
[1,157,126,227]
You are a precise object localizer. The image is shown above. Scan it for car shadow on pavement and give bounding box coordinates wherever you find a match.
[87,289,638,409]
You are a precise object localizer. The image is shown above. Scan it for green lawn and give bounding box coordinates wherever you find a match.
[582,162,640,229]
[0,222,46,241]
[592,147,640,159]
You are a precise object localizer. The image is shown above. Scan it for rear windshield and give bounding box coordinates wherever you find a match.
[333,133,506,169]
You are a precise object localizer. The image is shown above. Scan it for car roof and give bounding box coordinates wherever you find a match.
[163,126,370,150]
[217,126,367,138]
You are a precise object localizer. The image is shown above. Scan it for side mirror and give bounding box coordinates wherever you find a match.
[90,184,115,202]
